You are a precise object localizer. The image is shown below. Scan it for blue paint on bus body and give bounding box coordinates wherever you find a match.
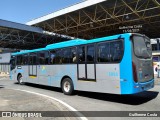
[12,33,131,56]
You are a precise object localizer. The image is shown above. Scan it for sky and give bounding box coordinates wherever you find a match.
[0,0,83,24]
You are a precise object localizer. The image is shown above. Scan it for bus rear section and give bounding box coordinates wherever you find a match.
[120,34,154,94]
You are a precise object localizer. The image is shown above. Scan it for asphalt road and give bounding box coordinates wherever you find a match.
[0,77,160,120]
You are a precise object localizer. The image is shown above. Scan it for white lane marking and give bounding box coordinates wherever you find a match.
[12,89,88,120]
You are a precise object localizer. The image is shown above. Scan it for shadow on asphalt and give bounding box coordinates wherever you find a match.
[14,82,62,93]
[14,82,159,105]
[76,91,159,105]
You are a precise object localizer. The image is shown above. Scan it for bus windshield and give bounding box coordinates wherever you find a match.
[133,35,152,59]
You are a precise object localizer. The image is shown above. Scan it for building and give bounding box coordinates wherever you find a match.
[151,39,160,75]
[0,53,11,74]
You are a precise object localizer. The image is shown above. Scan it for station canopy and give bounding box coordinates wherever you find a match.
[27,0,160,39]
[0,19,73,49]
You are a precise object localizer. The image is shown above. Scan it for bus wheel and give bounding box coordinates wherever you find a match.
[62,78,74,95]
[18,74,24,85]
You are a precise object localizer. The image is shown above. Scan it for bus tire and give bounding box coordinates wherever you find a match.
[17,74,24,85]
[62,78,74,95]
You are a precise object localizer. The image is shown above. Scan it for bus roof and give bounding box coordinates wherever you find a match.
[12,33,132,56]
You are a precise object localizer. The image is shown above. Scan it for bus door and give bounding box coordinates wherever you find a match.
[37,51,49,85]
[77,45,96,81]
[29,53,37,77]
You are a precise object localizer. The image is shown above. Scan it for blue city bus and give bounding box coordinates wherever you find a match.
[10,33,154,95]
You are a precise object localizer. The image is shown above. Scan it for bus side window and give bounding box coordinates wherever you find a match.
[39,51,49,65]
[32,53,37,65]
[50,49,67,64]
[110,40,123,62]
[97,42,110,62]
[50,50,56,64]
[28,54,32,65]
[55,50,62,64]
[17,55,23,65]
[62,48,71,63]
[78,46,85,63]
[87,45,95,62]
[29,53,37,65]
[23,54,28,65]
[71,47,77,63]
[39,52,45,64]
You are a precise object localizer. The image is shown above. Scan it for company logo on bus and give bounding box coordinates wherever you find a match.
[107,72,119,77]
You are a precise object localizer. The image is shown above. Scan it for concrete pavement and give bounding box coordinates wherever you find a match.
[0,81,80,120]
[154,75,160,85]
[0,76,160,120]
